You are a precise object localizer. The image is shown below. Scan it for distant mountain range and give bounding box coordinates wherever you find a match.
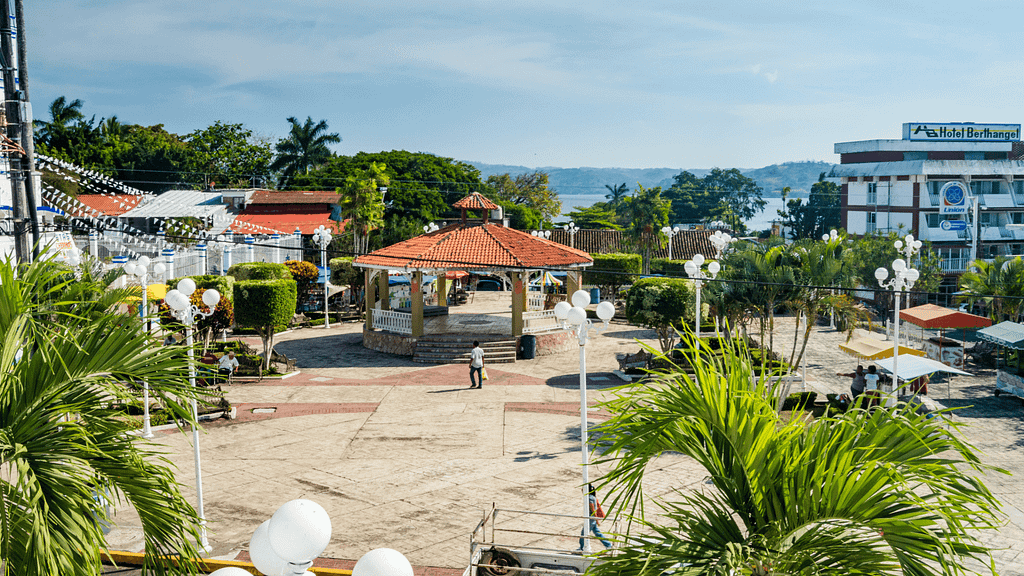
[469,161,837,209]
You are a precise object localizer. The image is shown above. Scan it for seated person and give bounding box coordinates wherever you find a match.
[218,351,240,381]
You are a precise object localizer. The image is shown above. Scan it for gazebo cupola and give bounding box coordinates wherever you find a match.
[452,192,500,225]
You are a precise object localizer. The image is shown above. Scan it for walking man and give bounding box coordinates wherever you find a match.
[469,341,485,389]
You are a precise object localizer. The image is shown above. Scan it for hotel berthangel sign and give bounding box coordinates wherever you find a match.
[903,122,1021,142]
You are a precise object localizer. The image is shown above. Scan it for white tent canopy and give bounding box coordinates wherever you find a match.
[875,354,971,382]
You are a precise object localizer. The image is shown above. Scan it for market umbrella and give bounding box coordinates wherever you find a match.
[839,336,925,361]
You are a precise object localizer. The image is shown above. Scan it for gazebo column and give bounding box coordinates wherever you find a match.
[365,270,376,330]
[567,269,582,297]
[411,271,424,337]
[438,274,448,306]
[511,271,525,337]
[378,270,391,311]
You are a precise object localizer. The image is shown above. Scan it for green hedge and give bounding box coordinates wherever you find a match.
[168,274,235,302]
[234,279,297,331]
[227,262,292,281]
[588,253,642,297]
[650,258,693,276]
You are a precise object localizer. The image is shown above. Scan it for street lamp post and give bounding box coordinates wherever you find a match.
[875,233,923,405]
[708,230,734,260]
[660,225,681,260]
[683,254,720,343]
[530,229,551,239]
[124,256,166,439]
[821,229,840,329]
[564,221,579,249]
[312,225,333,329]
[164,279,221,552]
[553,291,615,552]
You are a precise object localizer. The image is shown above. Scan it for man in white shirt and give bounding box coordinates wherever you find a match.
[469,341,485,389]
[218,351,240,383]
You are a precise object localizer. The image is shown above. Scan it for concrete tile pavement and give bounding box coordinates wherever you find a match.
[104,301,1024,575]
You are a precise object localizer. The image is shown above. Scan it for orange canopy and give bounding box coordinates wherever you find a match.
[899,304,992,330]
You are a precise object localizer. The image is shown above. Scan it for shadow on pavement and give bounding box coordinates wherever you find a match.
[273,331,421,370]
[545,374,625,390]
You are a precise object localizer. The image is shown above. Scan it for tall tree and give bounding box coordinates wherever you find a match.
[778,173,842,239]
[270,116,341,188]
[622,184,670,274]
[604,182,629,207]
[485,171,561,223]
[183,121,274,188]
[592,336,1005,576]
[0,253,209,575]
[338,161,390,255]
[34,96,85,145]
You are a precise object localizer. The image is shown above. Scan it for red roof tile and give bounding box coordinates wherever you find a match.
[354,223,592,270]
[233,205,344,235]
[452,192,499,211]
[69,194,143,217]
[249,190,338,205]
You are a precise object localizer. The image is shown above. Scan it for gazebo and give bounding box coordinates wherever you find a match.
[353,193,594,356]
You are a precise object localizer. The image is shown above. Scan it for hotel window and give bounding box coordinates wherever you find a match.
[866,212,877,232]
[1012,213,1024,225]
[980,212,995,227]
[866,183,878,205]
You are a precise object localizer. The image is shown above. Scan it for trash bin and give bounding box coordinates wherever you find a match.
[520,334,537,360]
[590,288,600,303]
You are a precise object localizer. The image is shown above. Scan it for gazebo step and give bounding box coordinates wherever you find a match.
[413,336,518,365]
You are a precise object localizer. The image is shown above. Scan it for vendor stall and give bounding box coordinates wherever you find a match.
[899,304,992,369]
[976,321,1024,404]
[839,336,925,361]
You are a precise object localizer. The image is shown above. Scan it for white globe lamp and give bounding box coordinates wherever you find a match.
[596,301,615,321]
[567,306,587,326]
[352,548,414,576]
[177,277,197,296]
[571,289,591,308]
[267,499,333,564]
[202,289,221,308]
[553,301,572,321]
[250,520,291,576]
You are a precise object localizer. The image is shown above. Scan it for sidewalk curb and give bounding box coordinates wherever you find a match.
[102,549,353,575]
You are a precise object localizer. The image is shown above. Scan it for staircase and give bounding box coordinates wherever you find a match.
[413,334,517,364]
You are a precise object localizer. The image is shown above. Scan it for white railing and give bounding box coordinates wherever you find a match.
[940,257,971,273]
[372,308,412,335]
[523,309,560,334]
[528,292,546,311]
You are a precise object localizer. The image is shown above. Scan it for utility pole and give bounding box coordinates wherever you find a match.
[15,0,39,258]
[0,0,36,261]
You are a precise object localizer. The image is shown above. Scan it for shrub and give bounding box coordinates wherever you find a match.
[284,260,319,305]
[588,253,642,300]
[650,258,693,276]
[781,391,817,411]
[227,262,292,281]
[234,279,297,370]
[158,290,234,351]
[329,257,364,304]
[625,277,696,352]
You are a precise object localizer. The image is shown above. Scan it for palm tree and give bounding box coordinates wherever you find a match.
[0,253,209,575]
[338,161,389,255]
[270,116,341,188]
[605,182,629,206]
[623,184,670,274]
[959,256,1024,322]
[100,115,126,141]
[34,96,85,143]
[591,336,1005,575]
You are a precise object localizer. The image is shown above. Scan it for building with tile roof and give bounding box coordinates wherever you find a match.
[67,193,145,217]
[354,193,593,343]
[232,189,344,236]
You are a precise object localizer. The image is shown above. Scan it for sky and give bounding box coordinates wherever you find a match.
[27,0,1024,170]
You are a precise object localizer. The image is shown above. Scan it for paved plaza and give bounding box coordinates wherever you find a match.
[105,295,1024,574]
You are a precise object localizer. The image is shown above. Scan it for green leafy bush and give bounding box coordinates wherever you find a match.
[227,262,292,281]
[625,277,695,352]
[234,279,297,370]
[588,253,642,300]
[781,391,817,411]
[650,258,693,276]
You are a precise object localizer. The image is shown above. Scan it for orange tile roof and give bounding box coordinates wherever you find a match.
[249,190,338,204]
[452,192,499,211]
[69,194,143,217]
[354,223,592,270]
[232,205,344,235]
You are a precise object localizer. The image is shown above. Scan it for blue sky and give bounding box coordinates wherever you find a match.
[28,0,1024,169]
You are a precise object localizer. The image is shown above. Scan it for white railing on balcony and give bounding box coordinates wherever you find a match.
[523,309,560,334]
[940,257,972,273]
[372,309,412,335]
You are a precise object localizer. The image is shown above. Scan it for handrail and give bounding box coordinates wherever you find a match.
[372,308,412,335]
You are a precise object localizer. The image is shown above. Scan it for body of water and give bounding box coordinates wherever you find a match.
[558,194,788,232]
